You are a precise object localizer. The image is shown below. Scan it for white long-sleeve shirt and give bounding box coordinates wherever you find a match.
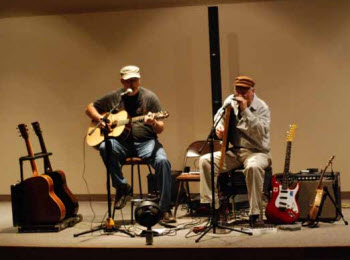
[214,94,271,153]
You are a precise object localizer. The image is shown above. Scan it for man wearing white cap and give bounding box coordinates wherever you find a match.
[199,75,271,227]
[86,65,175,223]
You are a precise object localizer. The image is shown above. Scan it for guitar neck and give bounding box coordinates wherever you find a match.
[316,155,335,190]
[24,138,40,177]
[36,133,53,173]
[32,122,53,173]
[282,141,292,189]
[116,115,146,126]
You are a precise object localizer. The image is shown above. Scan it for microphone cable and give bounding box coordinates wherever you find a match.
[81,135,97,231]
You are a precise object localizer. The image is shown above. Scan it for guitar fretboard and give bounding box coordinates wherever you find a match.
[282,141,292,190]
[316,155,335,190]
[115,115,146,126]
[32,122,53,173]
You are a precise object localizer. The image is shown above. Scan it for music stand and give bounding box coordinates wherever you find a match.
[195,109,252,243]
[74,100,134,238]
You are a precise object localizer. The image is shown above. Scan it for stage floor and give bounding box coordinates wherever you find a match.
[1,200,350,249]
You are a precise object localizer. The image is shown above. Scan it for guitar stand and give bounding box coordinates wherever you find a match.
[13,152,82,232]
[74,108,134,238]
[306,186,348,228]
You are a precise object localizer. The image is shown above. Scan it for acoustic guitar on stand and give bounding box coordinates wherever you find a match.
[31,121,79,219]
[86,110,169,147]
[266,124,300,224]
[17,124,66,224]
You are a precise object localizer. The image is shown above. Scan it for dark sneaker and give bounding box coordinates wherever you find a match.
[114,184,132,209]
[249,214,265,228]
[160,211,176,224]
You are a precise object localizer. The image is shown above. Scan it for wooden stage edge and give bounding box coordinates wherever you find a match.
[1,246,350,260]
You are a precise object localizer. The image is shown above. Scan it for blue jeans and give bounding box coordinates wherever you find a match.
[99,138,172,211]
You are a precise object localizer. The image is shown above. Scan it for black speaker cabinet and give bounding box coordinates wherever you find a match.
[11,182,25,227]
[274,172,341,222]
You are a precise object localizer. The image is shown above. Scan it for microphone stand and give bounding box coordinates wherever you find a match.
[74,97,134,238]
[195,107,252,243]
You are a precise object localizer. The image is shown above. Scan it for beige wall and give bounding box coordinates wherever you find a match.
[1,0,349,196]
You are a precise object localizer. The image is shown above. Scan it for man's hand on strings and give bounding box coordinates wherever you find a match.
[98,117,112,132]
[144,112,156,126]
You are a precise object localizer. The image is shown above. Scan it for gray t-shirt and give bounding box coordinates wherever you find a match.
[93,87,162,142]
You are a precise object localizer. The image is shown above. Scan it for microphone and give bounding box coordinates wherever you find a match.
[121,88,133,96]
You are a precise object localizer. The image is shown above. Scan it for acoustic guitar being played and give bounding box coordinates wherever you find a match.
[86,110,169,147]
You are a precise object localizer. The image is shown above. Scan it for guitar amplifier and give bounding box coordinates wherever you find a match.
[273,172,342,222]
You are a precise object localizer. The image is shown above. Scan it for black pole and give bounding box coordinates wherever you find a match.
[208,6,223,117]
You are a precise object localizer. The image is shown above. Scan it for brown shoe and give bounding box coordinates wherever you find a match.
[161,211,176,224]
[114,184,132,209]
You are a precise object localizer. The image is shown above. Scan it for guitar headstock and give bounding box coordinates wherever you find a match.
[286,123,297,142]
[18,124,29,140]
[155,111,169,120]
[31,121,42,136]
[328,155,335,164]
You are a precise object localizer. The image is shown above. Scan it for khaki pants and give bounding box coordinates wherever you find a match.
[199,148,271,215]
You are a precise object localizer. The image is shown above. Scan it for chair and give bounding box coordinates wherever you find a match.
[174,140,221,217]
[113,157,157,224]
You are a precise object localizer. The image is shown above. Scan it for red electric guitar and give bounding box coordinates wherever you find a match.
[266,124,300,224]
